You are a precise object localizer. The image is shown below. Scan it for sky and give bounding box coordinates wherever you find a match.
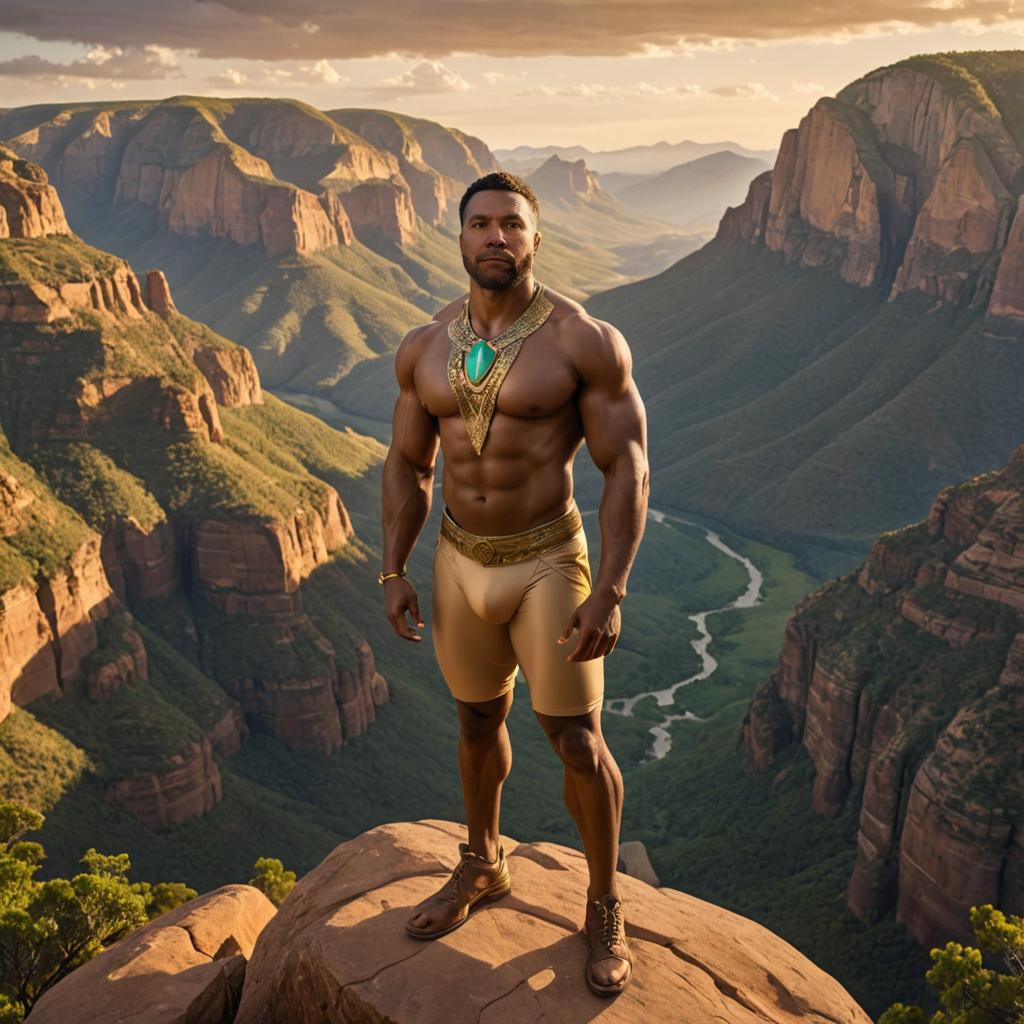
[2,1,1024,153]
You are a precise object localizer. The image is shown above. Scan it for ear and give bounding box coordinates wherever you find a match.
[534,231,542,252]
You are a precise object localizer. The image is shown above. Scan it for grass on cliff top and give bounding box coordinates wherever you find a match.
[219,394,386,518]
[29,442,165,533]
[0,435,93,591]
[0,236,124,287]
[0,707,91,813]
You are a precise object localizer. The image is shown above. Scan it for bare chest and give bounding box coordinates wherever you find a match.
[415,326,579,420]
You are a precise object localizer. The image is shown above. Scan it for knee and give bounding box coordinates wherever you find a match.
[457,700,509,743]
[554,725,602,777]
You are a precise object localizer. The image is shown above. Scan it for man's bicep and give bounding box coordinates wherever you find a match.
[391,330,439,472]
[578,326,646,473]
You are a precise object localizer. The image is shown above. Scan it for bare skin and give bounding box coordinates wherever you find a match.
[381,188,649,986]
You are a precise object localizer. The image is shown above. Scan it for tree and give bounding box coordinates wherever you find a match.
[880,904,1024,1024]
[0,800,196,1021]
[248,857,296,907]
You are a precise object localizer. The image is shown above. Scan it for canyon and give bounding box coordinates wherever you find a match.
[0,147,391,832]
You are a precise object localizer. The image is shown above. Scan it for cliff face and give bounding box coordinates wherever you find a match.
[720,54,1024,315]
[0,143,69,239]
[2,100,406,257]
[0,155,390,829]
[741,443,1024,950]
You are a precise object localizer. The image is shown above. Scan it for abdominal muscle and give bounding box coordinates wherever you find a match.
[439,406,584,536]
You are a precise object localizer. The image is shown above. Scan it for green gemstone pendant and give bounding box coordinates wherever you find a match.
[465,339,495,383]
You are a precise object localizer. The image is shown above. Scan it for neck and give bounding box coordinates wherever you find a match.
[467,274,537,339]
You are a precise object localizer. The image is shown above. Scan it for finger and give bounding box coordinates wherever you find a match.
[558,611,579,644]
[567,628,598,662]
[410,593,424,628]
[388,611,421,642]
[606,633,619,655]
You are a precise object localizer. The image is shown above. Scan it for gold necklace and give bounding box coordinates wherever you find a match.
[447,282,554,455]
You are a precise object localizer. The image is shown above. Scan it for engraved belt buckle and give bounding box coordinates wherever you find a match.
[471,539,499,565]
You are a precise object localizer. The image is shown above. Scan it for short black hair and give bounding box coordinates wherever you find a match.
[459,172,540,228]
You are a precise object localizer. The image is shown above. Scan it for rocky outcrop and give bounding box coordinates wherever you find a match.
[718,170,773,244]
[890,138,1013,303]
[27,884,276,1024]
[104,735,222,830]
[144,269,177,317]
[162,144,353,257]
[231,820,870,1023]
[741,442,1024,950]
[0,143,69,238]
[10,536,120,706]
[335,637,389,740]
[762,101,887,288]
[328,107,498,187]
[527,154,604,204]
[337,179,417,246]
[0,263,147,323]
[717,54,1024,308]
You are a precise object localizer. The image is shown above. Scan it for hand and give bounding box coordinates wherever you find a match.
[384,577,424,642]
[558,592,621,661]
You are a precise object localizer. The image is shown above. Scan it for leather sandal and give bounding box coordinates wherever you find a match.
[583,893,633,996]
[405,842,512,939]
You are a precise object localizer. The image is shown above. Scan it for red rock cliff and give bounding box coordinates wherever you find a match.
[717,54,1024,314]
[741,442,1024,950]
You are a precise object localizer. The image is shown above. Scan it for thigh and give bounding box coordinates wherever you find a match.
[509,532,604,718]
[432,537,518,704]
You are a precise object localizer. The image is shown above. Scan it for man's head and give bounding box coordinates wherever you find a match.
[458,172,542,292]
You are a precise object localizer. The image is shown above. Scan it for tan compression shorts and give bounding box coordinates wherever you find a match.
[431,505,604,717]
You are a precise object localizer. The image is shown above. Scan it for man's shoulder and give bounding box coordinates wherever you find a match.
[544,286,622,343]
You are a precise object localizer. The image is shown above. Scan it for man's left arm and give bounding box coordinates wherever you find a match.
[559,318,649,662]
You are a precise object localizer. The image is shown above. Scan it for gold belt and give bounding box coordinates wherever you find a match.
[440,503,583,566]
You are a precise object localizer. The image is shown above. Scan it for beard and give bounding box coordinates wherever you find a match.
[462,248,534,291]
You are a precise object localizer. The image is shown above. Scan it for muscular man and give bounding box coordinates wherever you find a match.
[380,171,649,997]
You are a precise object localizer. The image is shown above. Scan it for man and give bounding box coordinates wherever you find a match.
[380,170,649,997]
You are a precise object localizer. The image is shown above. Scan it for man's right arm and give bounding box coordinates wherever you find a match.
[380,324,440,641]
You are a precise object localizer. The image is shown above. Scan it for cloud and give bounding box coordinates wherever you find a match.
[203,59,348,89]
[514,81,703,100]
[790,79,826,94]
[0,43,182,81]
[2,0,1022,60]
[708,82,779,100]
[364,60,471,98]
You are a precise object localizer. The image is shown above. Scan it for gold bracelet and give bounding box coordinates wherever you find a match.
[378,570,407,585]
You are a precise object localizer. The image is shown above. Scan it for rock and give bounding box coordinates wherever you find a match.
[101,517,177,604]
[0,143,69,238]
[527,155,604,204]
[26,884,276,1024]
[762,100,886,287]
[337,180,417,246]
[233,820,871,1024]
[145,269,177,317]
[104,735,222,830]
[335,637,390,741]
[190,345,263,407]
[0,264,148,324]
[890,138,1013,302]
[742,442,1024,951]
[718,170,772,245]
[617,840,660,887]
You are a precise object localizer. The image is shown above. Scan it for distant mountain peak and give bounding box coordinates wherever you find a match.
[525,153,603,203]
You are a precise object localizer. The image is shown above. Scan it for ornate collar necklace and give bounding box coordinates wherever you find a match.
[447,282,554,455]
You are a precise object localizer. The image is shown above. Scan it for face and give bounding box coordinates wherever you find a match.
[459,189,541,292]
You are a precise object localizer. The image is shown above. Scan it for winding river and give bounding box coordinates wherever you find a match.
[605,508,764,762]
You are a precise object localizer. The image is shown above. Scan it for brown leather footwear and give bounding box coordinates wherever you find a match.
[583,893,633,996]
[405,842,512,939]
